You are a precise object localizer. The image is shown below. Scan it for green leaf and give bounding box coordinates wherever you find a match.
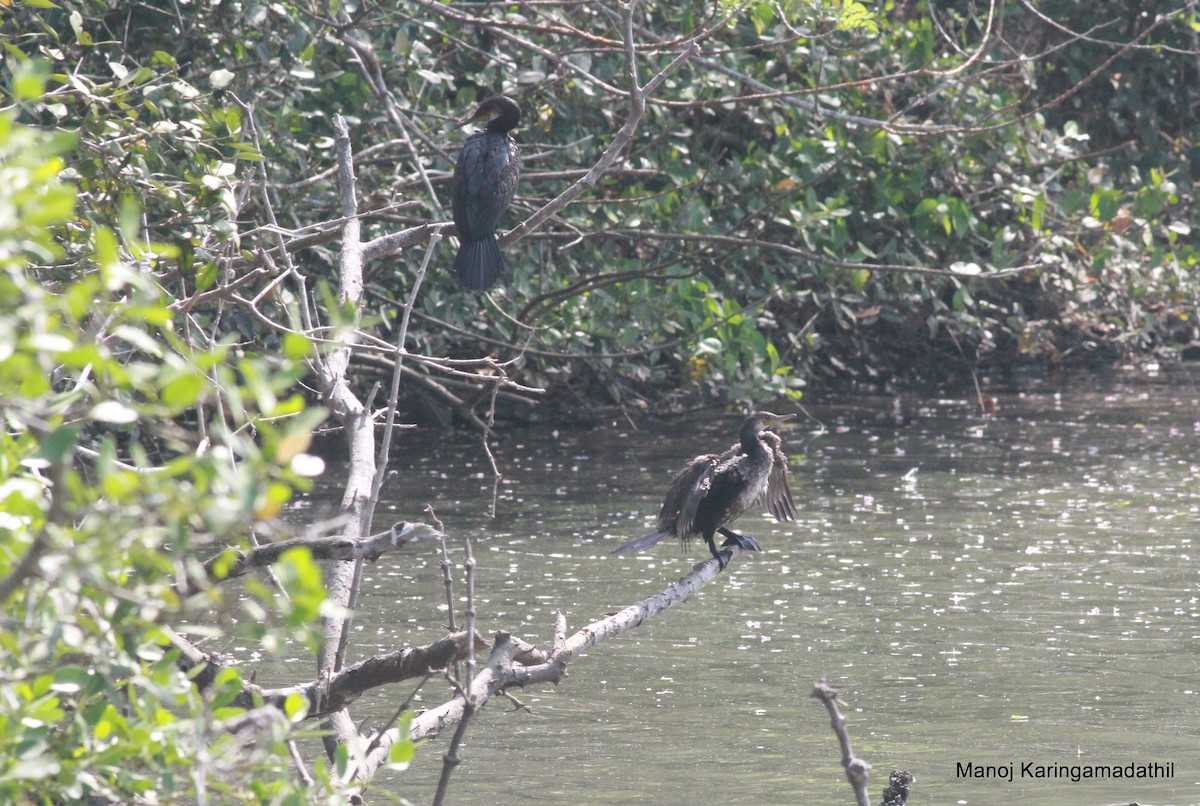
[117,196,142,244]
[195,261,218,291]
[37,425,78,464]
[68,10,93,46]
[389,722,416,770]
[282,333,312,360]
[837,0,879,33]
[211,667,245,709]
[1090,189,1121,222]
[18,370,52,397]
[335,742,350,778]
[11,59,51,100]
[50,666,91,694]
[284,692,309,721]
[849,269,870,292]
[947,197,972,235]
[161,370,206,409]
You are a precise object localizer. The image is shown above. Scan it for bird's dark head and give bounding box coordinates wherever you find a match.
[460,95,522,133]
[738,411,793,450]
[748,411,794,431]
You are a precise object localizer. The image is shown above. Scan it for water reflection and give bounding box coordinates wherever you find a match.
[291,383,1200,804]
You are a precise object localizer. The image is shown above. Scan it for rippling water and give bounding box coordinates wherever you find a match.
[279,381,1200,804]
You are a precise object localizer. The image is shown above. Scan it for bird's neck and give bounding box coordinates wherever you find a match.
[486,115,518,134]
[739,427,765,456]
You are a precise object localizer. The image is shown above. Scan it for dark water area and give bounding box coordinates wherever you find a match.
[276,378,1200,805]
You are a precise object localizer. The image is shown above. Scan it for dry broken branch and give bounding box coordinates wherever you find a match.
[314,112,385,762]
[350,545,747,780]
[173,629,484,718]
[264,632,482,718]
[192,522,441,595]
[811,679,872,806]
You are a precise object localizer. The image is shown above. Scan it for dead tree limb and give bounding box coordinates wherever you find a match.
[262,631,482,718]
[173,628,487,718]
[350,546,742,781]
[811,679,872,806]
[195,522,441,594]
[314,113,380,761]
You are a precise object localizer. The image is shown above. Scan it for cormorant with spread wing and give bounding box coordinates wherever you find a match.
[451,95,521,290]
[611,412,796,569]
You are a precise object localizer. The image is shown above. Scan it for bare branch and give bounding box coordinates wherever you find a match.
[267,632,482,718]
[432,536,478,805]
[501,5,699,248]
[810,679,872,806]
[351,546,750,779]
[311,113,386,765]
[193,522,441,594]
[176,629,484,720]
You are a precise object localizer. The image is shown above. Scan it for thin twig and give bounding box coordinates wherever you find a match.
[432,536,477,806]
[810,679,871,806]
[428,505,465,687]
[356,671,434,774]
[287,740,314,787]
[369,228,443,509]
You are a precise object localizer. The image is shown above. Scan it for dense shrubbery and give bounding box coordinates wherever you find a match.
[7,1,1199,416]
[0,81,333,802]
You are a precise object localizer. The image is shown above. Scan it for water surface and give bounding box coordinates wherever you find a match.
[284,381,1200,804]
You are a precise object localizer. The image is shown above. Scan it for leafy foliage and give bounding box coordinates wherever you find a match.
[0,66,333,803]
[5,2,1198,420]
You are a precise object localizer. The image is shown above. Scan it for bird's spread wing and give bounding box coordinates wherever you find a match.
[659,453,717,537]
[759,431,797,522]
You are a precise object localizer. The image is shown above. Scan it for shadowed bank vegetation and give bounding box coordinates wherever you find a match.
[5,0,1199,421]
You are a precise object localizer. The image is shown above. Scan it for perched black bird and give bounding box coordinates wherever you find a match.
[611,412,796,569]
[451,95,521,290]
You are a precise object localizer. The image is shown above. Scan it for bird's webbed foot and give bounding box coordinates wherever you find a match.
[714,548,733,570]
[704,536,734,571]
[718,528,762,553]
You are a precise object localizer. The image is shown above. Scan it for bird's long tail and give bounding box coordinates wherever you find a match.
[609,529,673,555]
[454,236,506,290]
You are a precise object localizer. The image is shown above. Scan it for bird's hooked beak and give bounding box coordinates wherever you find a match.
[457,106,494,128]
[760,412,795,428]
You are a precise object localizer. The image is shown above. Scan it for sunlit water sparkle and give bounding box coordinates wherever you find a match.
[263,382,1200,805]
